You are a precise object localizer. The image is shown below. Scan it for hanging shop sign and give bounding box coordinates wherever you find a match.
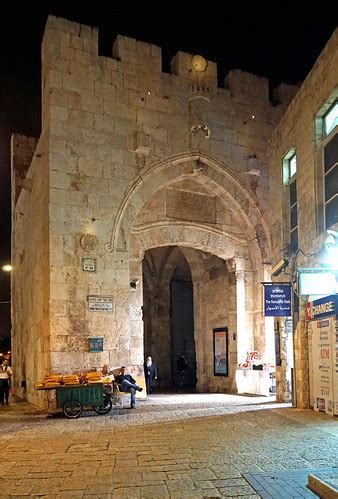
[263,284,292,317]
[87,295,113,312]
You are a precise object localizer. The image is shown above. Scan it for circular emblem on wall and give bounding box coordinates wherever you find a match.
[80,234,98,251]
[191,55,208,72]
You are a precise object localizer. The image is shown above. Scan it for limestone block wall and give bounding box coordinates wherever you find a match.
[268,29,337,408]
[14,14,294,381]
[269,29,337,266]
[11,134,50,405]
[194,262,234,392]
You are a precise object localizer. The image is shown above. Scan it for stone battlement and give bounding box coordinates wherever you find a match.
[43,15,295,106]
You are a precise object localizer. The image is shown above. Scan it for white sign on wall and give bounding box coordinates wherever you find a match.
[87,295,113,312]
[82,257,96,272]
[308,317,335,415]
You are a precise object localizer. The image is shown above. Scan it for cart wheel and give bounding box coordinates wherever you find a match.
[63,400,82,419]
[93,394,112,415]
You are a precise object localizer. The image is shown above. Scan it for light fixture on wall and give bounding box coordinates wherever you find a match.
[271,259,289,277]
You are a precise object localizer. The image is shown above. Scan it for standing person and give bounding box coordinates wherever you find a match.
[0,359,12,405]
[115,366,143,409]
[144,356,158,394]
[177,354,189,392]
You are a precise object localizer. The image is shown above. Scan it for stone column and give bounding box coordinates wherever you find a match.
[264,315,275,364]
[294,297,310,408]
[275,318,293,402]
[235,270,248,363]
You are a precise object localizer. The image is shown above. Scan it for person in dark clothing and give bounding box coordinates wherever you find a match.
[177,354,189,392]
[144,356,158,394]
[0,359,12,405]
[115,366,143,408]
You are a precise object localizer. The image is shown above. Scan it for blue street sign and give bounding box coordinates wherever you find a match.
[264,284,292,317]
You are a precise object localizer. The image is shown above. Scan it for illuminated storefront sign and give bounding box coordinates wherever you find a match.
[305,295,337,320]
[298,268,337,296]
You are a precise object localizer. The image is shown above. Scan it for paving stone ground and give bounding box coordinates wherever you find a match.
[0,393,337,497]
[244,469,337,498]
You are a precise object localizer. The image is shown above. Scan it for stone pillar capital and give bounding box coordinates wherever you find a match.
[226,257,246,274]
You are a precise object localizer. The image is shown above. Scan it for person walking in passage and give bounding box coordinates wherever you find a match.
[0,359,12,405]
[115,366,143,409]
[177,354,189,393]
[144,356,158,394]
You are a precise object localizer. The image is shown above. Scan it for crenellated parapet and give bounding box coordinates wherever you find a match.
[113,35,162,74]
[42,15,296,109]
[225,69,269,103]
[11,134,38,206]
[43,15,98,54]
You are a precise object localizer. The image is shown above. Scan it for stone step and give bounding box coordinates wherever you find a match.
[307,473,338,499]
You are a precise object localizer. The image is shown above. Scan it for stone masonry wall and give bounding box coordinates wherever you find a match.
[12,15,300,401]
[11,133,50,405]
[268,29,337,408]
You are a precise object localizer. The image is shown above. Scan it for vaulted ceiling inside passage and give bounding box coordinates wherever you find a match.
[143,246,228,288]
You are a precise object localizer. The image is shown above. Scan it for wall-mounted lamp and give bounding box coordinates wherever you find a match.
[271,258,289,277]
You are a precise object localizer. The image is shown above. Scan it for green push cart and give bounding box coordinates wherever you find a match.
[55,384,112,419]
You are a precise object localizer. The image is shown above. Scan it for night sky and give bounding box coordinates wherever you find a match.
[0,2,336,343]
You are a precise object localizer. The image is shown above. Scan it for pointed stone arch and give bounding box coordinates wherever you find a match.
[106,152,271,264]
[130,222,249,264]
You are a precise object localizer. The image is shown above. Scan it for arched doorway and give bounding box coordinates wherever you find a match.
[143,247,197,391]
[117,153,274,394]
[170,263,196,390]
[141,243,244,393]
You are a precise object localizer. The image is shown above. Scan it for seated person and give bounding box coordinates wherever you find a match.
[115,366,143,409]
[102,364,114,378]
[101,364,115,396]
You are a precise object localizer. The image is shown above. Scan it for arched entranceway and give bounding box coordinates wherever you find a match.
[170,262,196,390]
[112,153,274,394]
[143,247,197,391]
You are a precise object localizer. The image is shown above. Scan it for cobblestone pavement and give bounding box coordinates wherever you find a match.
[0,393,337,497]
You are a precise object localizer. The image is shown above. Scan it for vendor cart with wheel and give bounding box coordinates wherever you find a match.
[39,383,113,418]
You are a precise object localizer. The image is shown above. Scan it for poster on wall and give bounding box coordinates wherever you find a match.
[213,327,228,376]
[309,317,335,415]
[306,295,338,416]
